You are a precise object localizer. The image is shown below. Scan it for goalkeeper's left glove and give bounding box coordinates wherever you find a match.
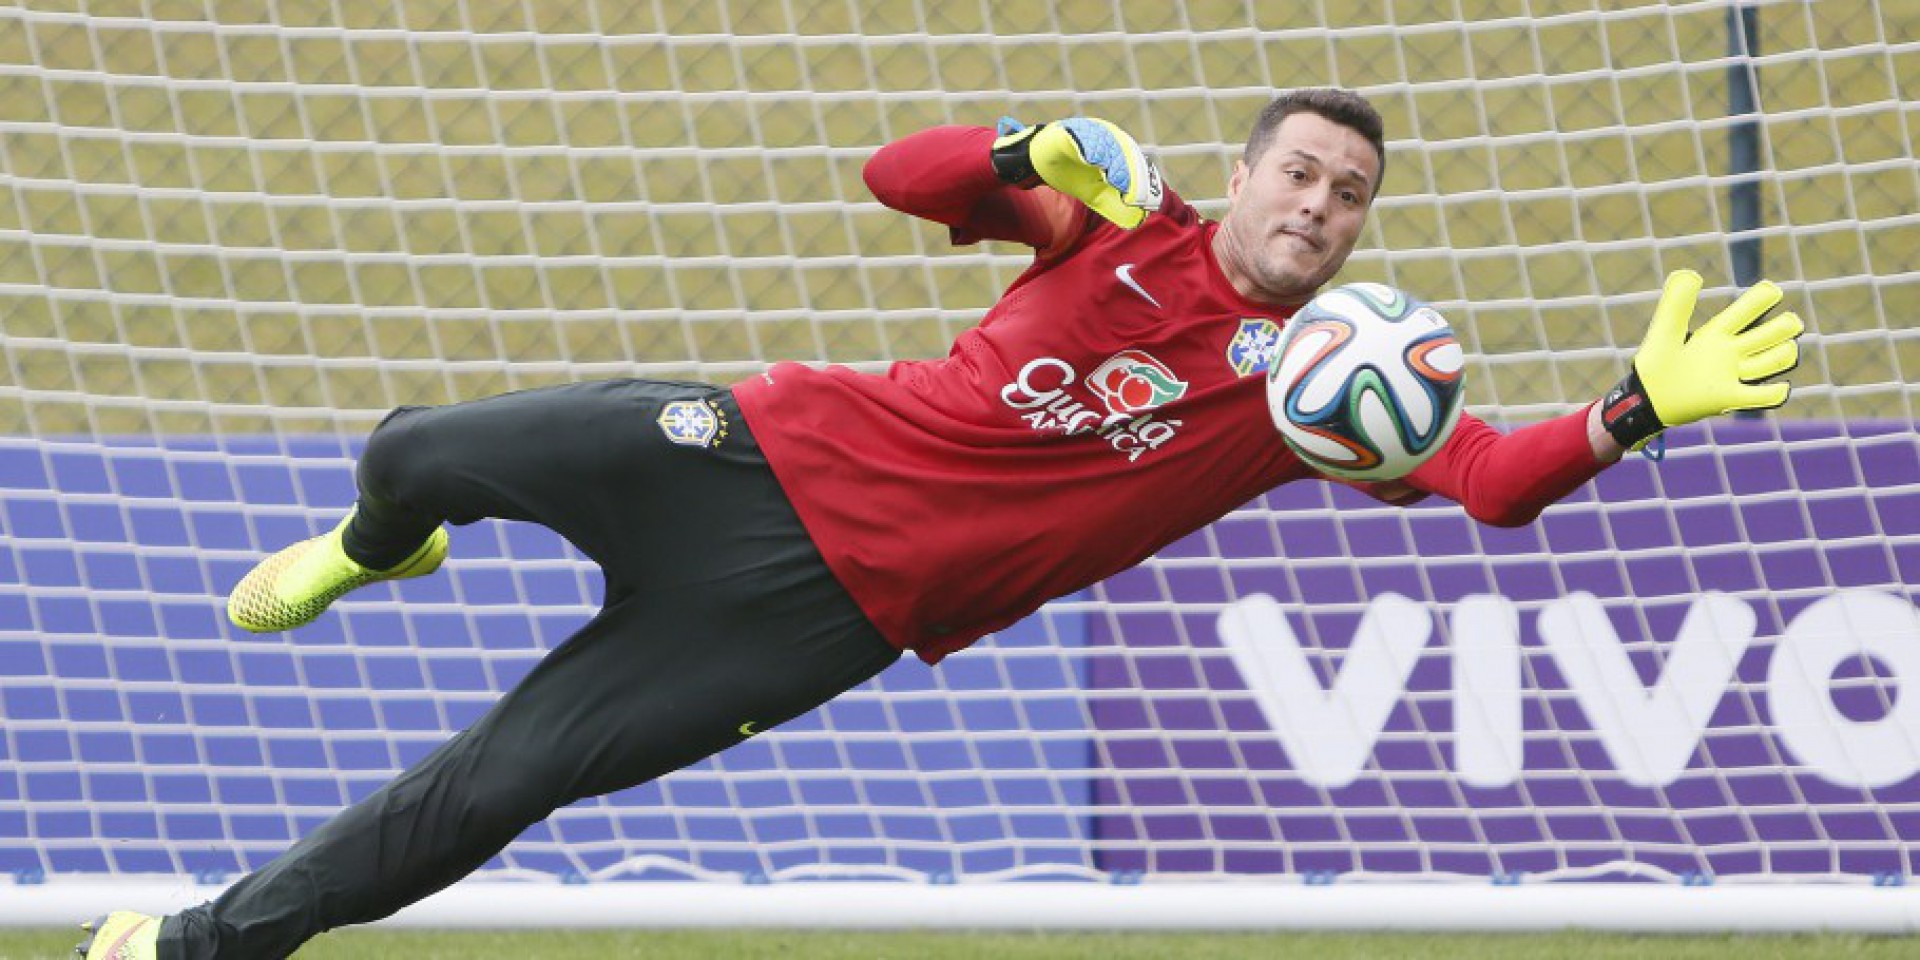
[990,117,1165,229]
[1599,269,1806,451]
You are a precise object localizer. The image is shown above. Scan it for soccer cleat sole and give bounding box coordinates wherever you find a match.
[73,916,97,958]
[228,524,448,633]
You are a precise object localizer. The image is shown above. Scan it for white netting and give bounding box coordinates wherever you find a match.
[1,0,1917,899]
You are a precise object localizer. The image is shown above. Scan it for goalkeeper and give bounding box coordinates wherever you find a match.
[82,88,1804,959]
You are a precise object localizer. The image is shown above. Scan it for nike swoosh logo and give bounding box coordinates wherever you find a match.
[738,721,759,737]
[1115,263,1161,308]
[105,918,152,958]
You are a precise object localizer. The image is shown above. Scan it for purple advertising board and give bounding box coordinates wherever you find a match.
[1089,421,1920,881]
[1,420,1915,885]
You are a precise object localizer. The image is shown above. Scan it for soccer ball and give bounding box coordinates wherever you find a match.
[1265,283,1467,481]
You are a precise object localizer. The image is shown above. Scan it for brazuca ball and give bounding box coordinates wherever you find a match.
[1266,283,1467,481]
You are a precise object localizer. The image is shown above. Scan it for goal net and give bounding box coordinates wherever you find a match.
[3,0,1917,928]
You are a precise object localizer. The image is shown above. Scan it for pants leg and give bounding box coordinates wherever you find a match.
[162,380,899,959]
[344,380,726,576]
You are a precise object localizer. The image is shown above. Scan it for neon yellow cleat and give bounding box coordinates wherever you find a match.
[227,512,448,633]
[75,911,160,960]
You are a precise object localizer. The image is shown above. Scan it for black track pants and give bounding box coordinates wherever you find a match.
[162,380,899,959]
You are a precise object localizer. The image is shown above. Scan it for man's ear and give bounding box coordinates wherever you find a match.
[1226,159,1249,204]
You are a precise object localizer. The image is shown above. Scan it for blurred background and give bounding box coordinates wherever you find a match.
[1,0,1914,436]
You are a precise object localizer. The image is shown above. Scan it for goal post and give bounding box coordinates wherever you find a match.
[2,0,1917,930]
[9,877,1920,932]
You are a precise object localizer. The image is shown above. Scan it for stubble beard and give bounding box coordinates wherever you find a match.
[1219,220,1315,306]
[1250,239,1328,306]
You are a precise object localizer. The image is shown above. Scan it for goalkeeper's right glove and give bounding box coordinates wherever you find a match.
[990,117,1165,229]
[1599,269,1806,451]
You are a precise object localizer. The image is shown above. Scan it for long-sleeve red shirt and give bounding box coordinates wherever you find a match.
[733,125,1607,663]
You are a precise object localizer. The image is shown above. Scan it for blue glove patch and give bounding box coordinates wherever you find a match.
[1056,118,1133,194]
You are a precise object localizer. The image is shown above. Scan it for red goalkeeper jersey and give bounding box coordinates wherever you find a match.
[733,126,1605,664]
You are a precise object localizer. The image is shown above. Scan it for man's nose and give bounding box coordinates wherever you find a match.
[1298,184,1332,221]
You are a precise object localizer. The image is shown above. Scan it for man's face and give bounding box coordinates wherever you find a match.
[1217,112,1380,305]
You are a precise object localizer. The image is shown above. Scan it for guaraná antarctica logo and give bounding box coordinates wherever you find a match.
[999,351,1188,462]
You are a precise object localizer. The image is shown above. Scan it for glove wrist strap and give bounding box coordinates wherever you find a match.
[990,125,1043,187]
[1599,367,1667,450]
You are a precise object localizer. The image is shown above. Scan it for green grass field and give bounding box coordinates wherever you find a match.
[4,929,1918,960]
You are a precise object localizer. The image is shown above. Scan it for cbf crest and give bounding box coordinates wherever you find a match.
[657,399,728,448]
[1227,318,1284,376]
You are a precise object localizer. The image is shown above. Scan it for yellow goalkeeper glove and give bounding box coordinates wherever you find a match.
[1599,269,1806,451]
[990,117,1165,229]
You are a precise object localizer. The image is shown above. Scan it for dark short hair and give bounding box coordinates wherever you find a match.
[1243,88,1387,193]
